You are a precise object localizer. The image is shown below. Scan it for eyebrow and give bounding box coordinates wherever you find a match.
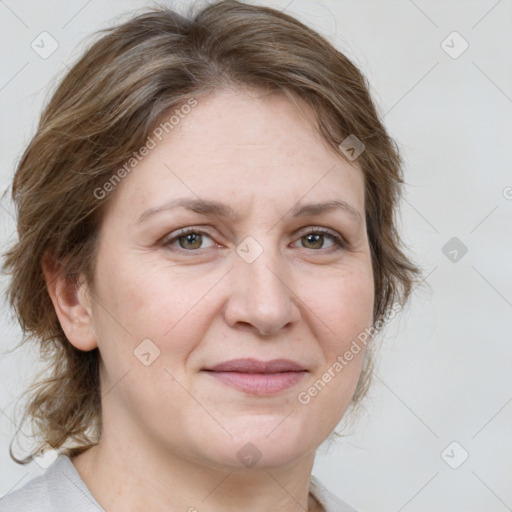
[137,197,363,224]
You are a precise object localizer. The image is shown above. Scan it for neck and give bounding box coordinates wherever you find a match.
[71,432,322,512]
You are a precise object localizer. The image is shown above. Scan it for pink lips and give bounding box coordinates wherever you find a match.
[203,358,307,395]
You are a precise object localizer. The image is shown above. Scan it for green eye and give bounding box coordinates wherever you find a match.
[292,229,345,251]
[161,227,346,254]
[163,229,215,251]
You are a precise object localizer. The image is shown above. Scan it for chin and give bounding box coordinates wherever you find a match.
[196,418,318,470]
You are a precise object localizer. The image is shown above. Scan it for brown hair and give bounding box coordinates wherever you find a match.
[2,0,420,464]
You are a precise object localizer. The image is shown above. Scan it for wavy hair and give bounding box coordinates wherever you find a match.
[2,0,420,464]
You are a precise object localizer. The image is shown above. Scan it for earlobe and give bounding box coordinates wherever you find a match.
[42,253,98,352]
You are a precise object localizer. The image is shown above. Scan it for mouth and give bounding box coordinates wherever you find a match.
[202,358,307,396]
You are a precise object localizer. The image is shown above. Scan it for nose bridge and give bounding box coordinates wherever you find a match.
[226,234,297,335]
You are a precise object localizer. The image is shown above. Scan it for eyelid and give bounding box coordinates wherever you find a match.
[292,226,347,250]
[294,225,344,241]
[159,227,216,249]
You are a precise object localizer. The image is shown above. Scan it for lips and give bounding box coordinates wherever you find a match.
[202,358,307,395]
[204,358,306,373]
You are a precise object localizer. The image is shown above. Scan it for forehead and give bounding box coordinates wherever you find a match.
[105,88,365,222]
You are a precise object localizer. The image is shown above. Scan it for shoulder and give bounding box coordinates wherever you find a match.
[0,454,103,512]
[309,474,359,512]
[1,456,354,512]
[0,464,53,512]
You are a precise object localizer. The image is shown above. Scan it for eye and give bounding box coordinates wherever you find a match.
[291,228,346,252]
[161,228,216,251]
[160,226,346,254]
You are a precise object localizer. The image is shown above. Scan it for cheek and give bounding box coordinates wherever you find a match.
[297,267,373,429]
[308,262,375,348]
[91,252,219,366]
[299,261,374,411]
[93,248,172,329]
[90,257,202,414]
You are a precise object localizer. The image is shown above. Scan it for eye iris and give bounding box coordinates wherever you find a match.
[179,233,202,250]
[303,233,323,249]
[174,232,331,251]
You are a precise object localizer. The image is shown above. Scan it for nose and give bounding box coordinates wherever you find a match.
[223,241,300,337]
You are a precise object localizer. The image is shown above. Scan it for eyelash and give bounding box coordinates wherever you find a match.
[160,227,346,254]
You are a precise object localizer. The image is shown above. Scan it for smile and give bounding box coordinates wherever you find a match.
[203,370,307,395]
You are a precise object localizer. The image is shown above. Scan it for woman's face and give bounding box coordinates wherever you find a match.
[86,88,374,469]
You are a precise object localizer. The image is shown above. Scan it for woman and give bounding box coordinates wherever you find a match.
[0,1,419,511]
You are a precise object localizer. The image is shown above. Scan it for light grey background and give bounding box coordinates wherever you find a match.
[1,1,511,511]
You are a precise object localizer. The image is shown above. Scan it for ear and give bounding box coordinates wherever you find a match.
[42,253,98,351]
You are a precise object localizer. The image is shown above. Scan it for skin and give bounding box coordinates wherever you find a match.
[44,87,374,512]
